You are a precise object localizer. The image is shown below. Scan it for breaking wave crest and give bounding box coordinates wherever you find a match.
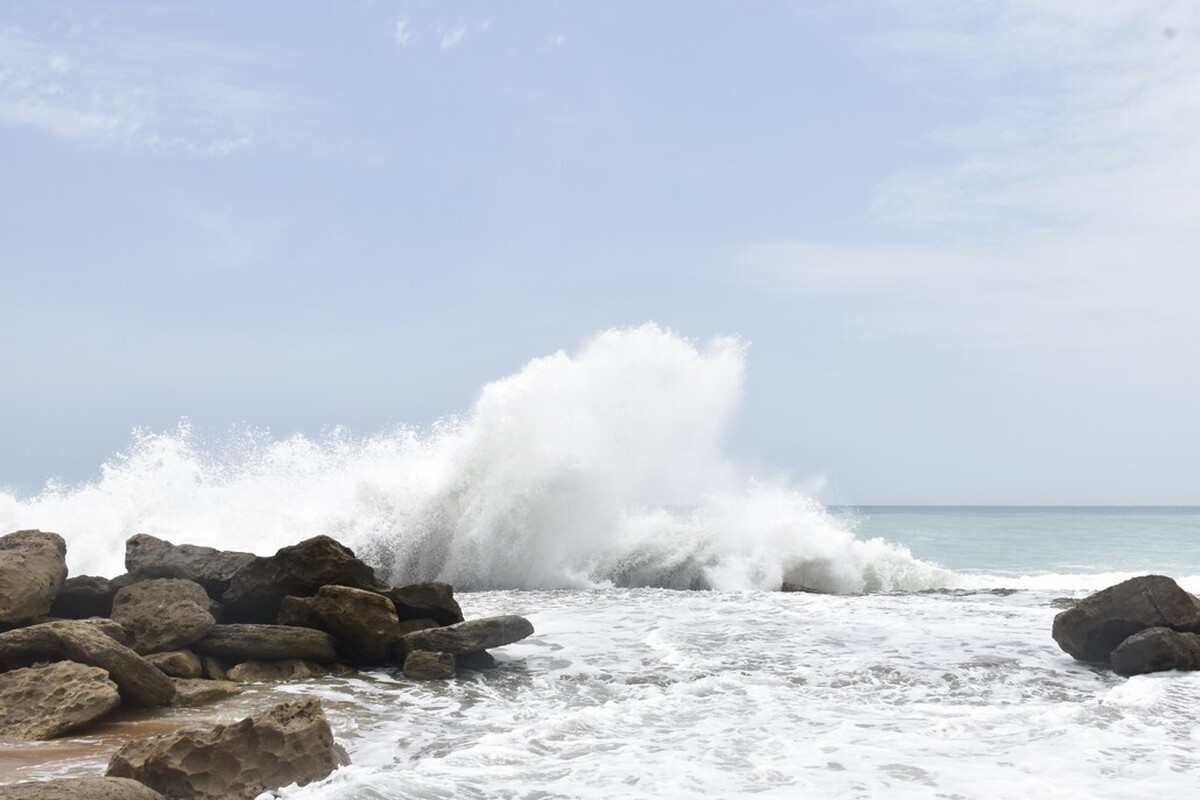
[0,324,953,593]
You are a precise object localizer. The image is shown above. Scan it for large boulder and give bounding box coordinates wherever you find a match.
[106,697,349,800]
[220,535,387,623]
[0,777,164,800]
[124,534,255,600]
[49,575,116,619]
[280,585,400,664]
[0,660,120,740]
[402,614,534,656]
[1051,575,1200,663]
[0,530,68,626]
[0,620,174,707]
[384,582,464,625]
[1110,626,1200,676]
[193,624,338,663]
[111,579,216,654]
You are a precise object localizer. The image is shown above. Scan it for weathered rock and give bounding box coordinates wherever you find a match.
[0,661,120,740]
[276,594,319,628]
[226,659,335,682]
[36,616,128,645]
[49,575,115,619]
[456,650,498,671]
[221,535,387,623]
[147,649,204,679]
[0,620,174,707]
[402,614,534,656]
[194,624,338,663]
[281,585,400,664]
[106,697,349,800]
[124,533,256,600]
[111,579,216,654]
[403,650,455,680]
[199,655,227,681]
[169,678,241,706]
[384,582,464,625]
[397,618,441,635]
[1052,575,1200,663]
[0,777,165,800]
[1111,626,1200,676]
[0,530,68,626]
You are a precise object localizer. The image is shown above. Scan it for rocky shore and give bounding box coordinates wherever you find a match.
[0,529,535,799]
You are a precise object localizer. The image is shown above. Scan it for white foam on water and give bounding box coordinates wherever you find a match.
[0,324,951,594]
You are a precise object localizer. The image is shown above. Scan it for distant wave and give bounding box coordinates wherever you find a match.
[0,324,953,594]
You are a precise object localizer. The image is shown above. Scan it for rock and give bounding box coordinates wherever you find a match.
[0,530,68,626]
[281,585,400,664]
[49,575,115,619]
[110,579,216,655]
[36,616,128,645]
[147,650,204,679]
[194,624,338,663]
[199,655,227,681]
[221,535,387,623]
[403,650,455,680]
[124,533,256,600]
[1111,626,1200,676]
[106,697,349,800]
[0,660,121,740]
[397,618,441,635]
[226,659,336,682]
[0,777,165,800]
[456,650,498,671]
[169,678,241,706]
[0,620,175,707]
[402,614,533,656]
[276,595,319,627]
[384,582,464,625]
[1052,575,1200,662]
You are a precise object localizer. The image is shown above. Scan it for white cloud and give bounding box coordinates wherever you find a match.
[394,18,412,46]
[441,23,467,49]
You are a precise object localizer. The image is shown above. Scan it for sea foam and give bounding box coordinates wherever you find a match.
[0,324,951,593]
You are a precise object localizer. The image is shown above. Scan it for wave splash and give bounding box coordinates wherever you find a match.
[0,324,952,593]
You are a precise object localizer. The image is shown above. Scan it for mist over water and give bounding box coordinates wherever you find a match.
[0,325,951,593]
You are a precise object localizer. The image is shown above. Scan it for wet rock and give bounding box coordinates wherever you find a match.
[384,582,464,625]
[0,660,120,740]
[221,535,387,623]
[111,579,216,654]
[0,530,68,626]
[280,585,400,664]
[146,649,204,679]
[0,777,165,800]
[1052,575,1200,663]
[403,650,455,680]
[49,575,116,619]
[226,658,338,682]
[402,614,534,656]
[124,533,255,600]
[397,618,441,635]
[1110,626,1200,676]
[169,678,241,706]
[193,624,338,663]
[456,650,498,671]
[106,697,349,800]
[0,620,174,707]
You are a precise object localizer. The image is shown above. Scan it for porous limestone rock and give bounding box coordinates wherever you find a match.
[110,579,216,655]
[124,533,255,600]
[193,624,338,663]
[384,582,464,625]
[402,614,534,656]
[279,585,400,664]
[0,777,165,799]
[0,660,120,740]
[168,678,241,706]
[225,658,337,682]
[146,649,204,679]
[402,650,455,680]
[0,530,68,626]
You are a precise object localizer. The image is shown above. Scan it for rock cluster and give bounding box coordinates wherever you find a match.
[0,527,536,798]
[1051,574,1200,676]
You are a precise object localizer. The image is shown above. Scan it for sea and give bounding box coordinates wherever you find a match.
[1,326,1198,798]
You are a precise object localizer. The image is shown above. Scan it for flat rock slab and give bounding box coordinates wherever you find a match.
[0,530,67,626]
[194,624,338,663]
[106,697,349,800]
[169,678,242,707]
[402,614,534,656]
[0,660,120,740]
[1052,574,1200,663]
[111,579,216,654]
[0,777,165,800]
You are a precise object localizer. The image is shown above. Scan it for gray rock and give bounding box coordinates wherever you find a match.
[0,777,165,800]
[397,618,441,635]
[124,533,255,600]
[146,649,204,679]
[0,660,121,740]
[402,614,534,656]
[403,650,455,680]
[1052,575,1200,662]
[1111,626,1200,676]
[456,650,498,671]
[111,579,216,654]
[384,582,464,625]
[221,535,387,623]
[0,620,175,707]
[0,530,68,626]
[199,654,228,681]
[49,575,115,619]
[281,585,400,664]
[106,697,349,800]
[194,624,338,662]
[168,678,241,706]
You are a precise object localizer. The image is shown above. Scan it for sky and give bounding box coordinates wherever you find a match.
[2,1,1198,505]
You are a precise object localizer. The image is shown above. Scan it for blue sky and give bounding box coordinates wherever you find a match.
[3,1,1198,503]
